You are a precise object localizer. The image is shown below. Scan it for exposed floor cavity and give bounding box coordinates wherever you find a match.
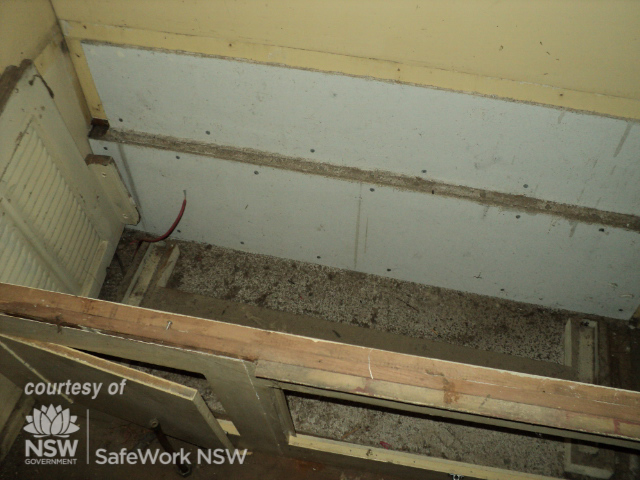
[96,229,639,478]
[287,392,564,477]
[93,354,226,415]
[131,233,573,362]
[99,230,573,476]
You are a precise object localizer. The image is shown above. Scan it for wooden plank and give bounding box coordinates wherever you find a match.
[144,287,575,380]
[153,244,179,289]
[563,319,615,478]
[290,433,561,480]
[273,387,296,439]
[121,243,164,306]
[33,30,92,158]
[217,419,239,437]
[274,379,639,451]
[63,37,106,119]
[564,318,597,382]
[0,333,232,450]
[0,313,207,373]
[0,283,639,444]
[201,358,288,454]
[3,309,634,452]
[115,241,149,302]
[85,154,139,225]
[260,362,640,451]
[564,442,614,480]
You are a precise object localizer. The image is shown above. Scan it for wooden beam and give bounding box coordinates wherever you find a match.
[0,283,639,445]
[201,358,288,454]
[63,36,106,119]
[85,154,140,225]
[271,378,639,451]
[120,243,166,306]
[144,286,575,380]
[563,319,615,477]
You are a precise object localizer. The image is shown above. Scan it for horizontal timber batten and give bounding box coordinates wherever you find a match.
[1,283,639,444]
[94,129,640,233]
[144,286,574,380]
[276,379,640,450]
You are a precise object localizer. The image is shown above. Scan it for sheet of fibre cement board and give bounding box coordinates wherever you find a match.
[89,138,640,320]
[83,43,640,216]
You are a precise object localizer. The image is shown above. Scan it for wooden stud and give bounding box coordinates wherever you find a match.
[63,37,106,119]
[85,155,140,225]
[563,319,615,478]
[201,358,288,454]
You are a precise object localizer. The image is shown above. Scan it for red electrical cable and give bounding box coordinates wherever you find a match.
[133,191,187,251]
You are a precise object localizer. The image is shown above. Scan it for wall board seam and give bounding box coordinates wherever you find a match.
[95,129,640,233]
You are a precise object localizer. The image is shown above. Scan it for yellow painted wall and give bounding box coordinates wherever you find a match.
[0,0,90,155]
[51,0,640,119]
[0,0,57,71]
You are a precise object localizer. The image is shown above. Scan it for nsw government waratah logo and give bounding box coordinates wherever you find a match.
[24,405,80,465]
[24,405,80,438]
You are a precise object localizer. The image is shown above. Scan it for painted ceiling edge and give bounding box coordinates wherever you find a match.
[56,19,640,122]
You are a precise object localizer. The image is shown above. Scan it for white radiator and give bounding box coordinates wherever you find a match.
[0,63,124,297]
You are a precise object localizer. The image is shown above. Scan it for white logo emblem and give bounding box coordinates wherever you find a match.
[24,405,80,438]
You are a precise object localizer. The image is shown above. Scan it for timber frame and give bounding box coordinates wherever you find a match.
[0,234,640,480]
[1,265,639,479]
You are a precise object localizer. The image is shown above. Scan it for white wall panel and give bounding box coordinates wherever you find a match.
[84,44,640,216]
[90,139,640,319]
[356,187,640,319]
[94,141,361,269]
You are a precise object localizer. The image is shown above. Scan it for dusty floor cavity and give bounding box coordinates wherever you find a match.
[102,230,577,363]
[287,392,564,477]
[98,230,592,477]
